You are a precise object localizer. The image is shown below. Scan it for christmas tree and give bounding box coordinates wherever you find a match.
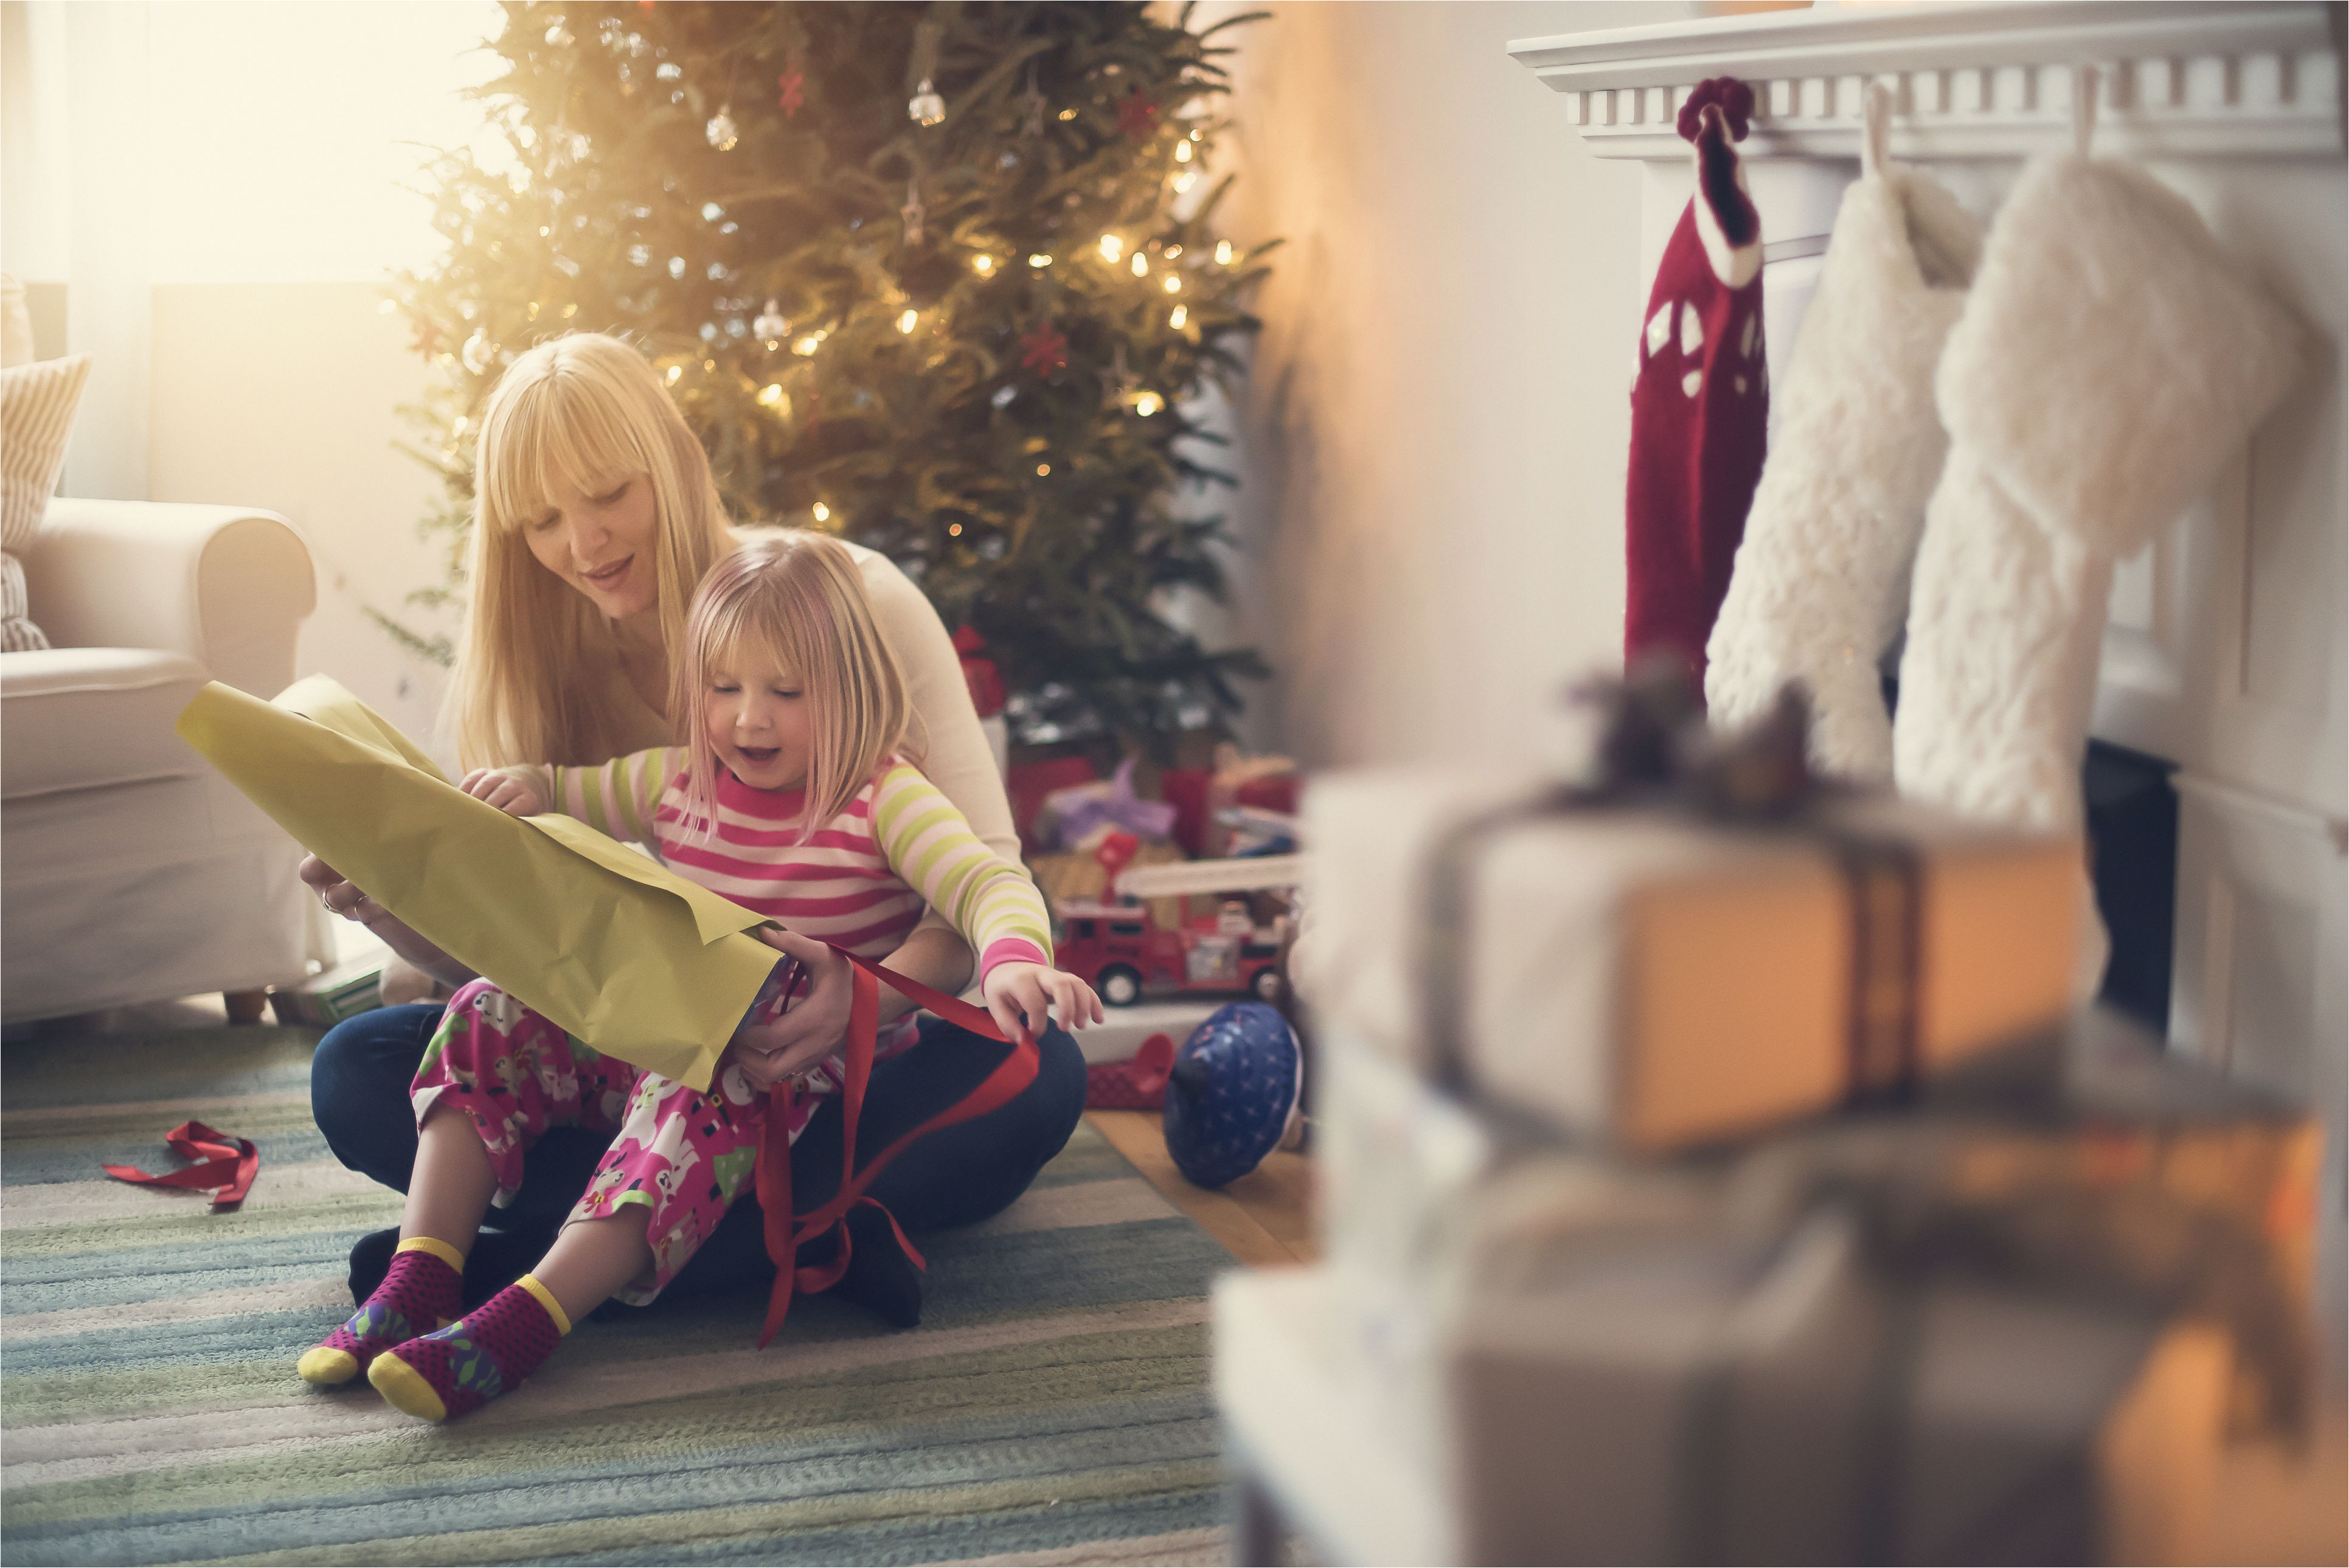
[390,0,1274,749]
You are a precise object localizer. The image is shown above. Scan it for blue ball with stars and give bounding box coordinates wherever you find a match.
[1161,1002,1302,1190]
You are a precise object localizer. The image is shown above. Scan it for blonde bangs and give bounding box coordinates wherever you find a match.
[673,531,909,842]
[476,370,645,541]
[451,332,738,772]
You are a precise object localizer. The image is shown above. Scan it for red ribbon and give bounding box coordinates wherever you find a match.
[754,946,1035,1347]
[102,1121,258,1211]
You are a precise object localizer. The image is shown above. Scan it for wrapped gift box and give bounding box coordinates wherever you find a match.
[267,955,385,1029]
[1029,839,1188,932]
[1316,1018,2319,1564]
[1322,1021,2318,1400]
[1437,1213,2236,1566]
[1306,768,2083,1151]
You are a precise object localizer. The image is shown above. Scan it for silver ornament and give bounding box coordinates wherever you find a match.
[461,329,496,375]
[544,19,573,47]
[755,299,789,344]
[706,109,738,151]
[908,77,945,127]
[991,384,1018,409]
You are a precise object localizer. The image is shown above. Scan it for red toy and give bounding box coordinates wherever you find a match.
[1053,849,1303,1007]
[1086,1032,1176,1110]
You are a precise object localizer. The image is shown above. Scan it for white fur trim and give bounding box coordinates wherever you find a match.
[1935,155,2304,559]
[1706,162,1981,782]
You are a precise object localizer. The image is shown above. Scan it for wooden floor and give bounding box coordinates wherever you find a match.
[1086,1111,1316,1268]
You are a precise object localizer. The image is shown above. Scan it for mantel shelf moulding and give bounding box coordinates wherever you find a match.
[1508,1,2344,162]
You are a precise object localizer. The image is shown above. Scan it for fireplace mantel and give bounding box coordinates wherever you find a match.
[1508,1,2344,162]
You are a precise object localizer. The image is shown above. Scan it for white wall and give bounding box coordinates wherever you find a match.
[147,283,456,751]
[4,0,503,758]
[1204,1,1697,769]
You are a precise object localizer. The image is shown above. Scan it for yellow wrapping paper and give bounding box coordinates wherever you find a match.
[175,676,778,1089]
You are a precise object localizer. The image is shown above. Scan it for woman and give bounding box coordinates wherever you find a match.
[307,333,1084,1324]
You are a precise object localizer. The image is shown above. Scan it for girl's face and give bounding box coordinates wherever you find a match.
[523,470,660,621]
[703,640,813,791]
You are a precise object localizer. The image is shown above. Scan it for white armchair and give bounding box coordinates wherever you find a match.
[1,498,325,1024]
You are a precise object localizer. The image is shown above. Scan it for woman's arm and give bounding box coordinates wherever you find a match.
[299,855,479,990]
[849,546,1021,993]
[850,545,1022,865]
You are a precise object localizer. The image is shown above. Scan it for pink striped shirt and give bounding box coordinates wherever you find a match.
[506,751,1052,1106]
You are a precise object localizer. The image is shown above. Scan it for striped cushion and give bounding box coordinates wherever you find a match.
[2,351,92,554]
[0,552,45,651]
[1,350,91,651]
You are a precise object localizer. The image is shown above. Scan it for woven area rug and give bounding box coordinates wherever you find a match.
[1,1024,1235,1566]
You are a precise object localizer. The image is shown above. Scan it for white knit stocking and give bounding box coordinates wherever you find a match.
[1707,89,1981,782]
[1895,147,2304,992]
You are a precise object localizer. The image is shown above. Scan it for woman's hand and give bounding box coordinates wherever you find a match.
[459,768,546,817]
[980,961,1103,1046]
[720,1029,837,1095]
[730,928,853,1075]
[298,855,477,989]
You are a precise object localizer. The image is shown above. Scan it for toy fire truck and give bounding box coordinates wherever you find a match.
[1052,844,1305,1007]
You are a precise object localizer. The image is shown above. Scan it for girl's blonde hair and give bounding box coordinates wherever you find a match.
[675,530,909,841]
[452,333,734,768]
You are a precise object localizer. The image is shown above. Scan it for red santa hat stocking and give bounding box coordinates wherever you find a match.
[1624,77,1768,692]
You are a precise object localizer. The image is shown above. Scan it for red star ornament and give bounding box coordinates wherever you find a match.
[778,69,805,119]
[1020,321,1069,377]
[1117,89,1159,140]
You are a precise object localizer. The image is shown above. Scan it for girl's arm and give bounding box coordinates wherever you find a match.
[870,762,1053,983]
[471,747,687,847]
[871,762,1097,1042]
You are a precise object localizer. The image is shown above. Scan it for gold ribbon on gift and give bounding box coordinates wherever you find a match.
[176,676,778,1089]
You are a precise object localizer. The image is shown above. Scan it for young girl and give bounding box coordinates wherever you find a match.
[299,531,1101,1422]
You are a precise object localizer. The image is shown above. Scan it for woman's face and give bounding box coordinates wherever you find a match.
[702,640,814,792]
[522,471,660,621]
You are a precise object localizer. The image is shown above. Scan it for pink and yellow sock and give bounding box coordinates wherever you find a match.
[369,1273,570,1423]
[299,1236,465,1387]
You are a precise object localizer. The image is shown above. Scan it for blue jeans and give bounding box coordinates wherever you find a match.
[311,1001,1088,1300]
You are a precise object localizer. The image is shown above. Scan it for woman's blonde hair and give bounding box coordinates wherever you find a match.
[452,333,734,768]
[674,530,909,841]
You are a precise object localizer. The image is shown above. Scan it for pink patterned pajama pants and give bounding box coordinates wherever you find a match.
[412,979,770,1305]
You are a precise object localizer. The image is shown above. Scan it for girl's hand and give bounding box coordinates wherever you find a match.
[981,962,1103,1045]
[732,928,853,1070]
[459,768,546,817]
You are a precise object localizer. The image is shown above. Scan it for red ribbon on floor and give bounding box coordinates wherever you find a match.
[754,948,1036,1347]
[101,1121,258,1211]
